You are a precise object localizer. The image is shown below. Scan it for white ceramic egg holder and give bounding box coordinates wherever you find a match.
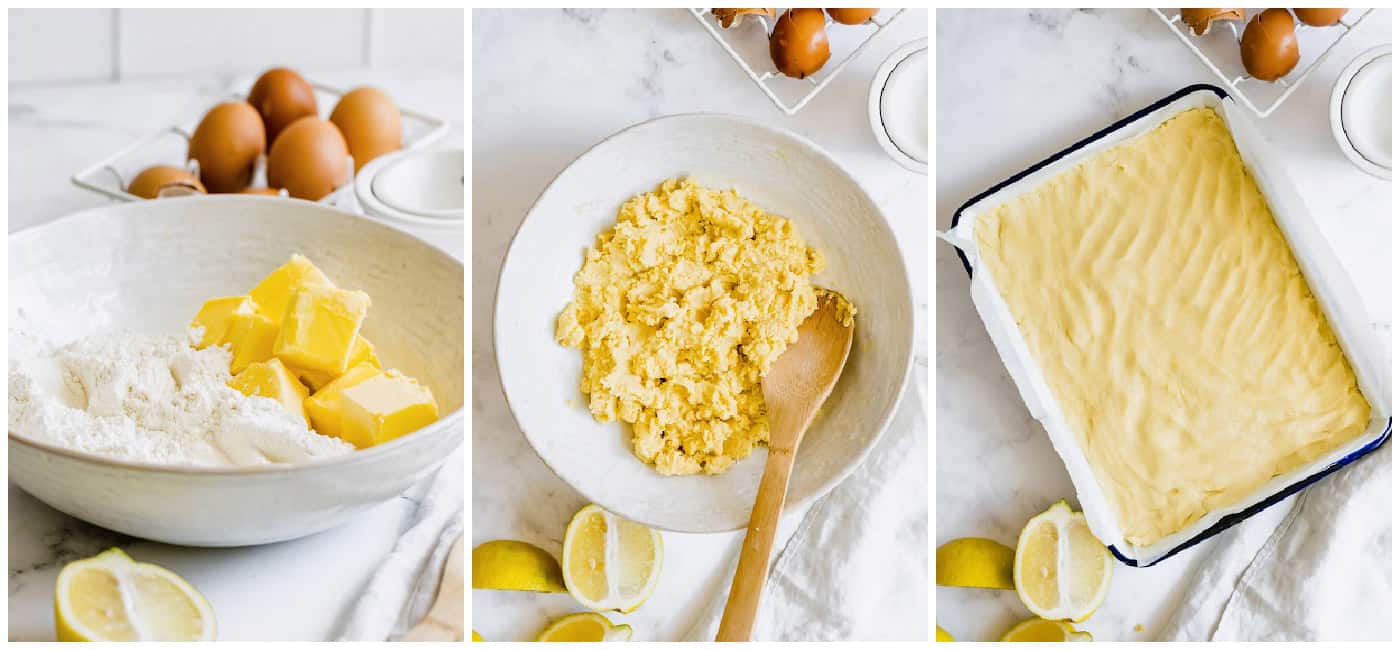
[1153,8,1373,118]
[71,80,448,204]
[690,8,905,115]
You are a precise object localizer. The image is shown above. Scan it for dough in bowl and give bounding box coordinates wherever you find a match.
[556,178,825,475]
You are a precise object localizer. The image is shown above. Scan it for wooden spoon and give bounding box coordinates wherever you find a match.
[716,289,855,641]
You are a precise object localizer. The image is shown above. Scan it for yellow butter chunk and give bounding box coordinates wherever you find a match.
[190,296,255,348]
[274,284,371,376]
[249,254,333,324]
[305,362,383,442]
[222,311,279,374]
[296,335,381,391]
[228,358,310,426]
[338,372,439,448]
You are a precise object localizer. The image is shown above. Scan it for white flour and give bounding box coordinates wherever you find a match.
[8,331,354,467]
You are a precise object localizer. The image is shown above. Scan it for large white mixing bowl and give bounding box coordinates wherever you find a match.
[9,196,464,546]
[495,114,914,532]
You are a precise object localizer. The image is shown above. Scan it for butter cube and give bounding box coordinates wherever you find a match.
[222,311,279,374]
[305,362,383,441]
[296,335,381,391]
[338,372,439,448]
[274,285,371,376]
[191,296,256,348]
[229,358,310,426]
[249,254,333,324]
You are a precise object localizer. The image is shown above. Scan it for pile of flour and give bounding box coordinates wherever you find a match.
[8,331,353,467]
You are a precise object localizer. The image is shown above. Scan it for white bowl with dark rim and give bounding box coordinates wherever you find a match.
[494,113,914,533]
[9,196,464,546]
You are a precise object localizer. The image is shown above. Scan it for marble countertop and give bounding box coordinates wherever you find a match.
[472,8,928,642]
[7,69,464,641]
[935,8,1391,642]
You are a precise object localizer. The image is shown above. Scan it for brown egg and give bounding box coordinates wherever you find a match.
[329,87,402,173]
[1293,8,1347,26]
[770,9,830,79]
[266,117,349,201]
[711,8,775,29]
[240,187,282,196]
[1240,9,1299,81]
[248,67,318,149]
[187,101,265,193]
[826,8,879,25]
[1179,8,1244,35]
[128,165,206,199]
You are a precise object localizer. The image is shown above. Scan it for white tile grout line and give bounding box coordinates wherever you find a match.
[111,8,121,82]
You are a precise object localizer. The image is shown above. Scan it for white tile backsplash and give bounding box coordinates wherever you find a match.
[9,9,116,84]
[9,8,463,85]
[368,8,465,71]
[118,9,367,78]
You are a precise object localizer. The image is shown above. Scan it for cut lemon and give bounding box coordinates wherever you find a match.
[936,625,955,642]
[54,548,215,642]
[472,630,484,642]
[999,617,1092,642]
[472,540,567,592]
[1013,500,1113,622]
[535,612,633,642]
[936,537,1016,589]
[561,504,662,613]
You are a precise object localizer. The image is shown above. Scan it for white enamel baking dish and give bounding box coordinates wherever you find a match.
[941,85,1392,566]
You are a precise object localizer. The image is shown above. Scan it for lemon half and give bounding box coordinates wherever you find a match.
[472,540,567,592]
[936,537,1016,589]
[1013,501,1113,622]
[54,548,215,642]
[535,612,633,642]
[936,625,955,642]
[561,504,663,613]
[999,617,1092,642]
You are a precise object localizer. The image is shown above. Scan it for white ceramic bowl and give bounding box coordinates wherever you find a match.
[9,196,464,546]
[495,113,914,533]
[1329,45,1391,180]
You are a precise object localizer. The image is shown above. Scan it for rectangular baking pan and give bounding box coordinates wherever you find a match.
[941,84,1392,567]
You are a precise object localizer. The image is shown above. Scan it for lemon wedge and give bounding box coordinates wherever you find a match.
[936,537,1016,589]
[1014,500,1113,622]
[535,612,633,642]
[54,548,215,642]
[936,625,955,642]
[999,617,1093,642]
[561,504,663,613]
[472,630,484,642]
[472,540,567,592]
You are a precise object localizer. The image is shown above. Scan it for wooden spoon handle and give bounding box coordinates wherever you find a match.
[716,448,796,642]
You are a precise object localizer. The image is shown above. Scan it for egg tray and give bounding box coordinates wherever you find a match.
[690,8,905,115]
[71,80,448,204]
[1152,8,1373,118]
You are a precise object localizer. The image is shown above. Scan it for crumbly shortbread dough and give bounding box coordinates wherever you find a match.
[556,178,824,475]
[9,332,353,467]
[976,108,1371,546]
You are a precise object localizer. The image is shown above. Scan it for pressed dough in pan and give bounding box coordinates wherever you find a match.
[975,108,1370,546]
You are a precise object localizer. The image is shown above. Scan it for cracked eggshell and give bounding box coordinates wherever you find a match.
[1240,8,1300,82]
[770,8,830,79]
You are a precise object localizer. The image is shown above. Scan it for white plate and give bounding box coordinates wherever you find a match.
[9,196,464,546]
[494,113,914,533]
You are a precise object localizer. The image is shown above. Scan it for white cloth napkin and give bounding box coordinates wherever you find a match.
[682,381,928,641]
[1161,442,1391,641]
[337,444,465,641]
